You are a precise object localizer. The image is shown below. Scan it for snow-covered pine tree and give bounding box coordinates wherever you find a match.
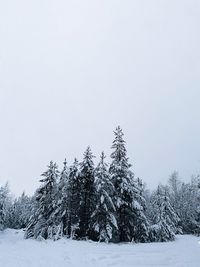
[178,177,200,234]
[10,192,32,229]
[163,189,180,234]
[58,158,82,238]
[59,159,68,196]
[167,171,182,233]
[66,158,82,238]
[149,186,179,242]
[57,159,69,237]
[78,147,95,239]
[168,172,181,212]
[109,126,132,242]
[25,161,60,240]
[109,126,149,242]
[91,152,117,242]
[131,177,149,243]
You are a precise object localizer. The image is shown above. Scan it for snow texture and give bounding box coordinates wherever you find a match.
[0,229,200,267]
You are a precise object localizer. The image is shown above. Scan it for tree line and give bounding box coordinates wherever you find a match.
[0,126,200,243]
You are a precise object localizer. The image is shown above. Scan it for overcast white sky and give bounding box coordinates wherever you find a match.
[0,0,200,195]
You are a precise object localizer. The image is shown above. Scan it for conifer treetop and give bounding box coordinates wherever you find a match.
[80,146,95,170]
[110,126,130,172]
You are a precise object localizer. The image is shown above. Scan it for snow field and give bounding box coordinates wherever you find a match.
[0,229,200,267]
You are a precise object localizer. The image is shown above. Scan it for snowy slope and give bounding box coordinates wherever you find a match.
[0,229,200,267]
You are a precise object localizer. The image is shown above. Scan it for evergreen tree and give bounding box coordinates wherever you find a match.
[132,178,149,243]
[178,177,199,234]
[66,158,82,238]
[25,161,60,240]
[91,152,117,242]
[78,147,95,239]
[109,126,132,242]
[149,186,179,242]
[57,159,69,237]
[10,192,32,229]
[167,171,182,233]
[168,171,181,212]
[109,126,149,242]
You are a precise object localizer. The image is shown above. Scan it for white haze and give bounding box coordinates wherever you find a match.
[0,0,200,195]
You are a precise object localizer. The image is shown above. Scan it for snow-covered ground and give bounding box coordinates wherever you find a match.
[0,229,200,267]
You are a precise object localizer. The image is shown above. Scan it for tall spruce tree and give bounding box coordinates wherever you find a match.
[57,159,69,237]
[91,152,117,242]
[25,161,60,240]
[109,126,149,242]
[65,158,81,238]
[78,147,95,239]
